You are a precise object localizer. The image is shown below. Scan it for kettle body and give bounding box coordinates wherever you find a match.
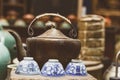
[27,32,80,68]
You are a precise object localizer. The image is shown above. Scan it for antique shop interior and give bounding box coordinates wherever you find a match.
[0,0,120,80]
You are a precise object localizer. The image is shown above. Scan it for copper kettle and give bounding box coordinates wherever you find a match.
[103,50,120,80]
[8,13,81,68]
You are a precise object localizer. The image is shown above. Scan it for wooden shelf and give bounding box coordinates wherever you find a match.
[92,0,120,27]
[3,3,24,8]
[0,0,28,17]
[95,9,120,16]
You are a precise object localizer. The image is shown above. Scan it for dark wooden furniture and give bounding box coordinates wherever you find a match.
[105,27,116,60]
[92,0,120,27]
[0,0,31,17]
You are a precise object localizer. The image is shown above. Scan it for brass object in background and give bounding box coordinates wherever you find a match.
[78,15,105,61]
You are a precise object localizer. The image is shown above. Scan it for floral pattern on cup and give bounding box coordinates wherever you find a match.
[41,59,65,77]
[15,57,40,75]
[65,59,87,76]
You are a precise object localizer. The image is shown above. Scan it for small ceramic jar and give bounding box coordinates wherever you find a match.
[41,59,65,77]
[15,57,40,75]
[14,19,26,27]
[34,21,45,28]
[65,59,87,76]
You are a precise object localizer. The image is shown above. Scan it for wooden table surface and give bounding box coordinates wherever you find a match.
[10,69,97,80]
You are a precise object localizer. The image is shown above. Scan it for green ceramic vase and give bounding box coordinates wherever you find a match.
[0,25,16,60]
[0,37,11,80]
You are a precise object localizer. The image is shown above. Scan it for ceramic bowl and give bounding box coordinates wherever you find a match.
[15,57,40,75]
[65,59,87,76]
[41,59,65,77]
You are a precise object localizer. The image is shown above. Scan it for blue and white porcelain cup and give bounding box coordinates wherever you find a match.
[41,59,65,77]
[65,59,87,76]
[15,57,40,75]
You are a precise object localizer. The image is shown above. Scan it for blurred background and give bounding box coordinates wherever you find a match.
[0,0,120,80]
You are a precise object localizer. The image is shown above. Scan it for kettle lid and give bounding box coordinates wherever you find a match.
[37,28,70,39]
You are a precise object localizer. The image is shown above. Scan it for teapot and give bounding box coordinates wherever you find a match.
[8,13,81,68]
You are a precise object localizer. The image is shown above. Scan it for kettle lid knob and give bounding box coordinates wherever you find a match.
[45,21,56,28]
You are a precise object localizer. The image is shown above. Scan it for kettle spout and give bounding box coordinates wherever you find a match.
[7,30,26,61]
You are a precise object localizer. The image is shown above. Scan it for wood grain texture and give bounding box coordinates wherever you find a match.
[10,69,97,80]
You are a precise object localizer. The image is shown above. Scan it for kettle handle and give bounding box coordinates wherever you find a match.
[28,13,77,38]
